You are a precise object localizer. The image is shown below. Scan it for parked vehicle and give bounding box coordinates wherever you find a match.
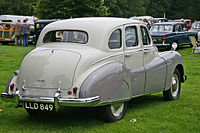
[148,18,168,26]
[189,21,200,41]
[33,19,58,43]
[0,15,36,45]
[174,19,192,30]
[1,18,187,122]
[150,21,198,48]
[129,16,153,21]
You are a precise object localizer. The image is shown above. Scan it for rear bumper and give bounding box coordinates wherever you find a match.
[154,42,170,46]
[1,91,100,111]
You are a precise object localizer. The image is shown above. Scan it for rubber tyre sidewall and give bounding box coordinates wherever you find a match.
[104,102,127,122]
[163,69,181,100]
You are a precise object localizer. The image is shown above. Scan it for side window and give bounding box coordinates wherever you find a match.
[5,24,11,30]
[0,24,4,30]
[125,26,138,47]
[108,29,121,49]
[175,24,181,32]
[141,26,151,45]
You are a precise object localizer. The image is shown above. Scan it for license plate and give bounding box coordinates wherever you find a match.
[24,102,54,111]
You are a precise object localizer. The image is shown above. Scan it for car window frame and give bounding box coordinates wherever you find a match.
[140,26,151,46]
[108,29,122,50]
[125,26,138,48]
[42,30,89,44]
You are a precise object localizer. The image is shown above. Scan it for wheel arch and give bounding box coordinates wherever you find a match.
[175,64,185,83]
[79,62,131,105]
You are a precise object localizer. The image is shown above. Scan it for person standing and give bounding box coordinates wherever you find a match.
[14,19,22,46]
[21,18,30,47]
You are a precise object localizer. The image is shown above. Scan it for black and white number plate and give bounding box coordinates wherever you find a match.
[24,102,54,111]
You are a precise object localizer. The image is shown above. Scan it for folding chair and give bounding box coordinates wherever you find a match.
[189,36,200,54]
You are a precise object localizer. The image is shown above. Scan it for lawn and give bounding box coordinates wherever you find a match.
[0,44,200,133]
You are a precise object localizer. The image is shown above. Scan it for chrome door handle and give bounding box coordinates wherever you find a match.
[125,53,132,57]
[144,51,148,55]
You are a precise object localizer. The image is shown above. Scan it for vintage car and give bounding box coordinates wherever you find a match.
[0,15,35,45]
[148,18,168,26]
[1,18,187,122]
[174,19,192,30]
[33,19,58,44]
[189,21,200,41]
[150,21,198,48]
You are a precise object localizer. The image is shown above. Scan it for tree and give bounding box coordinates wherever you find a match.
[146,0,171,18]
[104,0,147,18]
[34,0,109,19]
[189,0,200,21]
[0,0,36,16]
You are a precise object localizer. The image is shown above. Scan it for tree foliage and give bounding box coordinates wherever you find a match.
[0,0,199,21]
[34,0,108,19]
[0,0,36,16]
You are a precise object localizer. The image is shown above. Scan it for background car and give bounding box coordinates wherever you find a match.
[189,21,200,41]
[33,19,58,44]
[0,15,35,45]
[1,18,186,122]
[174,19,192,30]
[148,18,168,27]
[150,21,198,49]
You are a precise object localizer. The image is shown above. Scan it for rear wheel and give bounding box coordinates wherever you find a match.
[171,42,178,50]
[163,69,181,100]
[103,102,127,122]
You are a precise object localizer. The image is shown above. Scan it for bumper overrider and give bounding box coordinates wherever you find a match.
[1,90,100,111]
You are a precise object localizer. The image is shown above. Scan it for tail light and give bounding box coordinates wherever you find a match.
[10,83,14,91]
[162,34,165,40]
[73,87,78,94]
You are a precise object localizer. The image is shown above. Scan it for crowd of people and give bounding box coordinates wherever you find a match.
[14,18,31,47]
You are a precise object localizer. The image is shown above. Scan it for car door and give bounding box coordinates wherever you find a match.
[141,26,167,93]
[124,25,145,96]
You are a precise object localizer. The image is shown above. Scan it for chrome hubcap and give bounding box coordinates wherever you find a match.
[111,103,124,117]
[171,74,179,97]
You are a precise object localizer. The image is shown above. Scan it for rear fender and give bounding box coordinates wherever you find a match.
[79,62,131,105]
[6,70,19,95]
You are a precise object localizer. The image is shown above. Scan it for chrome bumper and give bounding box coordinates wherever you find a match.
[1,91,100,111]
[154,43,170,46]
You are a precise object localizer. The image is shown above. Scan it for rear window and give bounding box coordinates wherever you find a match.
[150,24,172,32]
[43,30,88,44]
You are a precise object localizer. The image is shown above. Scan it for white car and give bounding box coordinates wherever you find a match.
[1,17,186,122]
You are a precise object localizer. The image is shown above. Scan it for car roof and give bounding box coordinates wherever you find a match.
[37,17,143,50]
[193,21,200,24]
[35,19,59,24]
[148,18,167,20]
[45,17,141,30]
[153,21,184,25]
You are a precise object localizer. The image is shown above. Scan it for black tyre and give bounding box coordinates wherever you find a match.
[163,69,181,100]
[103,102,127,122]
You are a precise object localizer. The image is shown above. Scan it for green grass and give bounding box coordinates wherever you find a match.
[0,44,200,133]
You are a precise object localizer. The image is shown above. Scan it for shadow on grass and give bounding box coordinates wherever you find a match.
[127,94,164,110]
[6,94,167,129]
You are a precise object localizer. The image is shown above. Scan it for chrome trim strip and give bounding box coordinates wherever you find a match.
[92,52,124,65]
[154,43,170,46]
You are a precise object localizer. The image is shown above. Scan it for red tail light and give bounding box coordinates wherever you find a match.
[162,34,165,40]
[10,83,14,91]
[73,87,78,94]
